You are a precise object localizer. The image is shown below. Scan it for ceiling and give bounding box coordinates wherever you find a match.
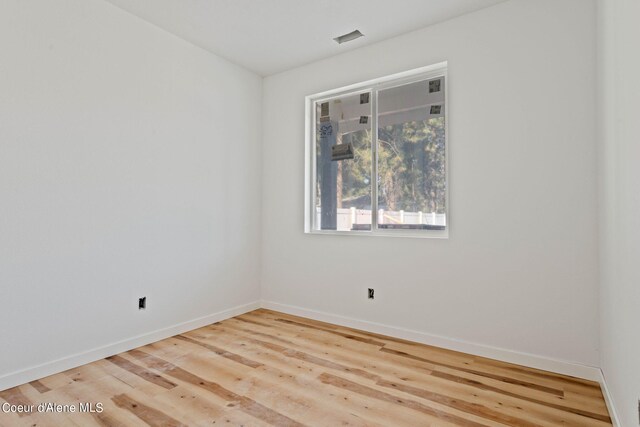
[104,0,508,76]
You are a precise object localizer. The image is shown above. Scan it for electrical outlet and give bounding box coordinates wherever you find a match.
[138,297,146,310]
[368,288,375,299]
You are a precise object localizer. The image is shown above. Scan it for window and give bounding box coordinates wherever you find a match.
[305,63,448,237]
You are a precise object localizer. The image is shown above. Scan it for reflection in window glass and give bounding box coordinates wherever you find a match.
[377,79,446,230]
[314,92,372,231]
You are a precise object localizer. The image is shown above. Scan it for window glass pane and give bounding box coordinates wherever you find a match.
[376,78,446,230]
[314,92,372,231]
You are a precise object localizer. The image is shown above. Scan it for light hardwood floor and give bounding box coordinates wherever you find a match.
[0,309,611,426]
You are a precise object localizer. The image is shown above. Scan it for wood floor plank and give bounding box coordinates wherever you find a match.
[224,327,576,424]
[274,318,387,347]
[382,340,580,396]
[256,310,589,398]
[173,334,264,368]
[28,380,51,394]
[319,372,490,427]
[380,347,565,396]
[112,393,187,427]
[0,387,34,418]
[217,321,404,380]
[51,368,147,423]
[32,371,76,392]
[163,336,395,426]
[106,355,178,390]
[239,312,395,359]
[0,309,613,426]
[127,349,307,426]
[474,357,601,389]
[236,366,384,427]
[220,319,439,382]
[218,312,612,426]
[153,384,275,427]
[161,326,496,426]
[431,370,611,423]
[233,312,612,426]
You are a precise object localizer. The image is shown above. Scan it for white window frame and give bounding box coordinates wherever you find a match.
[304,62,449,239]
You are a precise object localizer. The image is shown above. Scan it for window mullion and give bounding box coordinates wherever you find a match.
[371,88,379,231]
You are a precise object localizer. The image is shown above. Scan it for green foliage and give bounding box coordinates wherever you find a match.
[339,118,446,213]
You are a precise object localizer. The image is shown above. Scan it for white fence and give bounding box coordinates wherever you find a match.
[316,207,446,231]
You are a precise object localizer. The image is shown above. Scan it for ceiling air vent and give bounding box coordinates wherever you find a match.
[333,30,364,44]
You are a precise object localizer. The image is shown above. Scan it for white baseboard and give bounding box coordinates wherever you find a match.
[598,369,622,427]
[261,300,602,382]
[0,301,260,392]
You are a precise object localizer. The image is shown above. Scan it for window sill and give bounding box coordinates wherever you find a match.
[304,229,449,239]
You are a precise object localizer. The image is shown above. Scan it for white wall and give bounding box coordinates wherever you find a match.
[262,0,600,368]
[0,0,262,388]
[598,0,640,424]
